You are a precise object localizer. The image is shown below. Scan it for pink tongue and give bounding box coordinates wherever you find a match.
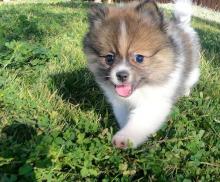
[115,84,132,97]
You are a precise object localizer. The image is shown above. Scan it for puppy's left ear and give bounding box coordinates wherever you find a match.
[135,0,163,28]
[88,5,109,29]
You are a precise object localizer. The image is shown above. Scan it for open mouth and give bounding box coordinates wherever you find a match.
[114,79,143,98]
[115,84,133,97]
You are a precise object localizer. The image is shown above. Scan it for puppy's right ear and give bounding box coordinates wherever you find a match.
[135,0,163,28]
[88,5,108,29]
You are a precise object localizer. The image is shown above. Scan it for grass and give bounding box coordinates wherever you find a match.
[0,0,220,181]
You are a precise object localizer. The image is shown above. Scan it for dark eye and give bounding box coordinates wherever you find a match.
[135,54,144,63]
[105,54,114,65]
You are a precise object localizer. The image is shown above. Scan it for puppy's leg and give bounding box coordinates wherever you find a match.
[184,67,200,96]
[112,102,129,128]
[112,99,172,148]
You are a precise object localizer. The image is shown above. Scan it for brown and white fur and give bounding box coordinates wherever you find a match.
[83,0,200,148]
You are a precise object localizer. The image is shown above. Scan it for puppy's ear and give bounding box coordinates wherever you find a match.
[135,0,163,28]
[88,5,108,29]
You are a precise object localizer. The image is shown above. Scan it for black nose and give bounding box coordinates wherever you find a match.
[116,71,129,82]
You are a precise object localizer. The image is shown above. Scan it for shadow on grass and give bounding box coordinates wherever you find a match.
[0,122,52,181]
[50,67,115,128]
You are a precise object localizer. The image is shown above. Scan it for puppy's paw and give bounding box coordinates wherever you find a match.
[112,131,137,149]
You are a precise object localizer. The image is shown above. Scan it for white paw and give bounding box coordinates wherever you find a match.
[112,131,139,149]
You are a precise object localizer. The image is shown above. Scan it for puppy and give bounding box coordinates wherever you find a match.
[83,0,200,148]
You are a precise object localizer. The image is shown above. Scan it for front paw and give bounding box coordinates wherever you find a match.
[112,131,137,149]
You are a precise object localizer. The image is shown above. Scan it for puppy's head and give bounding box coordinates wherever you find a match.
[84,0,175,97]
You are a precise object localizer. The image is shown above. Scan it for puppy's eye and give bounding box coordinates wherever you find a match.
[105,54,114,65]
[135,54,144,63]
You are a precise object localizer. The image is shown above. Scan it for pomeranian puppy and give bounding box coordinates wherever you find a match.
[83,0,200,148]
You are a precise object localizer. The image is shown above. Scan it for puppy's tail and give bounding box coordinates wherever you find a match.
[173,0,192,25]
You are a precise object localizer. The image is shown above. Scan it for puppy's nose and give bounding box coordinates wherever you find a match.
[116,71,129,82]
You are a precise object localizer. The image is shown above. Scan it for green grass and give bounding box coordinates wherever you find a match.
[0,0,220,181]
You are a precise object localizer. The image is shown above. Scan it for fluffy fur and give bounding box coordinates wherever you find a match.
[83,0,200,148]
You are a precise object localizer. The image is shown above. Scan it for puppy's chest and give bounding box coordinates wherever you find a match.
[113,86,169,108]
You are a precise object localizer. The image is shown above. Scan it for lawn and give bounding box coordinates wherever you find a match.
[0,0,219,181]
